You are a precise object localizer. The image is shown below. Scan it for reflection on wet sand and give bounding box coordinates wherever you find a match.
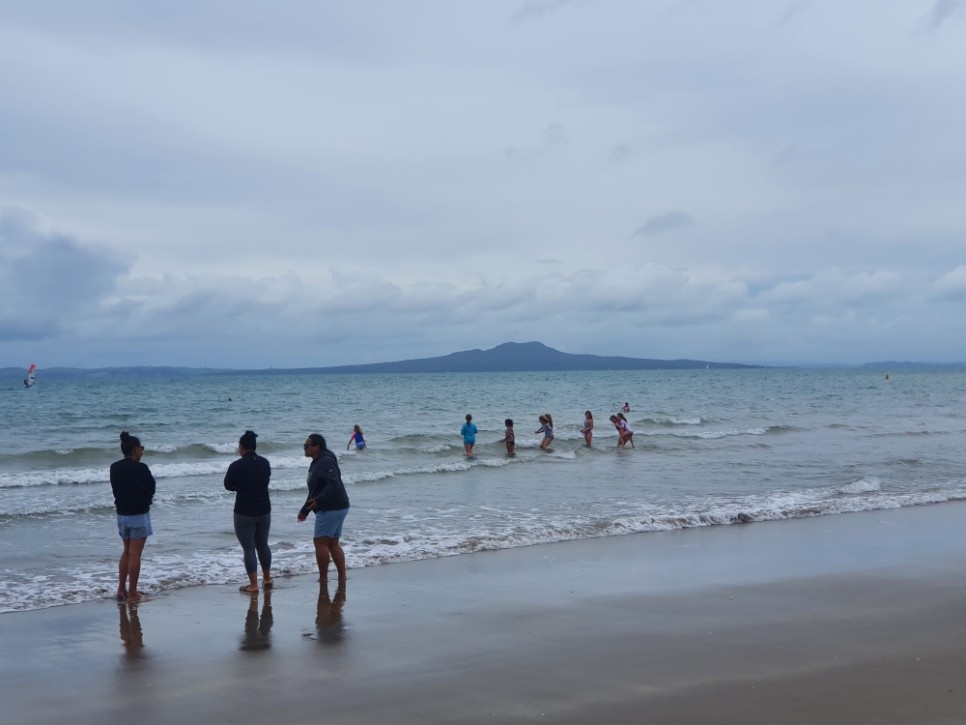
[240,590,273,652]
[117,602,146,660]
[314,580,347,645]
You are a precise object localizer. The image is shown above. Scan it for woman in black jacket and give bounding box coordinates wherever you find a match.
[298,434,350,581]
[224,430,273,593]
[110,431,156,603]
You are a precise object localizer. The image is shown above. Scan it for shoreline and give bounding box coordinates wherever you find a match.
[5,503,966,723]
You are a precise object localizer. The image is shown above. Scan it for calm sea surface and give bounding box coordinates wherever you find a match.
[2,368,965,612]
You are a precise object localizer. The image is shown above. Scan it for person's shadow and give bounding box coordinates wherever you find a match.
[314,580,347,645]
[118,602,146,661]
[240,590,274,652]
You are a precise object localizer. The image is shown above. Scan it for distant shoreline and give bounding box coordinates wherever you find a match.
[4,340,965,379]
[3,341,763,378]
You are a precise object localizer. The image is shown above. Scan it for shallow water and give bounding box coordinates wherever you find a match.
[2,367,965,611]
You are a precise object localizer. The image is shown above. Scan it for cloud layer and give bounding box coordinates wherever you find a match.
[1,1,964,367]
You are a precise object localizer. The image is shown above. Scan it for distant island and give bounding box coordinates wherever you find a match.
[3,342,760,380]
[286,341,758,374]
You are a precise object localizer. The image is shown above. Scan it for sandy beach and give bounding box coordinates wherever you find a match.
[5,503,966,724]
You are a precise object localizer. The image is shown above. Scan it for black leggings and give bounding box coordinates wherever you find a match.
[234,513,272,574]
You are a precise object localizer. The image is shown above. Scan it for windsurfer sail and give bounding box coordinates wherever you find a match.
[23,363,37,388]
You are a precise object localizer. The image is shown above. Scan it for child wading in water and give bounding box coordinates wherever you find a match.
[461,414,478,457]
[581,411,594,447]
[346,425,366,451]
[502,419,515,456]
[611,414,635,448]
[535,414,554,450]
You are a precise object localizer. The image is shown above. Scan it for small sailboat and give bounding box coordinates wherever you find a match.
[23,362,37,388]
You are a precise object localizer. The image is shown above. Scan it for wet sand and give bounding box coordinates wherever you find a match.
[4,503,966,724]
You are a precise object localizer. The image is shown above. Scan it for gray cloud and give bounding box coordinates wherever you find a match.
[608,144,632,165]
[633,212,696,238]
[925,0,963,30]
[511,0,577,24]
[933,265,966,299]
[773,0,810,27]
[9,254,963,368]
[505,122,569,162]
[0,207,126,342]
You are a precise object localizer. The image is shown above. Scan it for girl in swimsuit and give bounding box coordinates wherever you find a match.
[580,411,594,447]
[613,413,635,448]
[502,419,515,456]
[346,425,366,451]
[535,414,554,450]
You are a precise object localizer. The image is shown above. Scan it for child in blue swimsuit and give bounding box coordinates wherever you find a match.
[346,425,366,451]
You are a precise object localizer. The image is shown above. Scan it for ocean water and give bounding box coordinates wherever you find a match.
[2,367,966,613]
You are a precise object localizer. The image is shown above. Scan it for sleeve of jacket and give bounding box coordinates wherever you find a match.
[224,460,238,491]
[143,464,157,504]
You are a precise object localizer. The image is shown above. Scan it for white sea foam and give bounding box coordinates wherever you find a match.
[418,443,459,454]
[0,454,319,489]
[654,427,769,439]
[202,442,239,454]
[839,477,881,494]
[7,481,966,613]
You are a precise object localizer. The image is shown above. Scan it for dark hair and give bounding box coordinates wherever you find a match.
[119,431,142,456]
[505,418,513,427]
[307,433,327,451]
[585,411,593,418]
[239,430,257,451]
[465,414,472,421]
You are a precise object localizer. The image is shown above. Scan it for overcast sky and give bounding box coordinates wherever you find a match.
[2,0,964,369]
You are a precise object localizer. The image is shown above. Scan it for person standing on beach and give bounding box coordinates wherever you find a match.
[580,411,594,447]
[461,414,478,457]
[502,418,515,457]
[224,430,273,593]
[298,434,350,581]
[535,414,554,450]
[110,431,156,603]
[346,425,366,451]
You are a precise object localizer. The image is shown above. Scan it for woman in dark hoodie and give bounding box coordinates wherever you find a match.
[298,434,350,581]
[110,431,156,603]
[224,430,273,593]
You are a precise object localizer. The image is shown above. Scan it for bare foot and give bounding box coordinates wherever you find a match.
[128,592,145,603]
[263,578,274,589]
[115,591,127,602]
[239,584,259,593]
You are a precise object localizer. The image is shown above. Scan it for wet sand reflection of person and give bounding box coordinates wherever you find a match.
[314,580,347,645]
[118,602,146,661]
[240,590,273,652]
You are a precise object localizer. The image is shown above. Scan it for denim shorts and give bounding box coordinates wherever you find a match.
[117,513,153,540]
[313,508,348,539]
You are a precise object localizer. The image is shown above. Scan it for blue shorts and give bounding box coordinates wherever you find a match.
[117,513,153,540]
[313,508,348,539]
